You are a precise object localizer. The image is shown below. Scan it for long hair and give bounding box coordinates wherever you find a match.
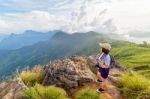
[102,48,110,54]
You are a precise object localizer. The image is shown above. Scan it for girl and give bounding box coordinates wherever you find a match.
[96,43,111,93]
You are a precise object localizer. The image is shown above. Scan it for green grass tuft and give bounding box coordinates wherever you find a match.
[20,66,43,86]
[75,87,102,99]
[23,84,69,99]
[117,72,150,99]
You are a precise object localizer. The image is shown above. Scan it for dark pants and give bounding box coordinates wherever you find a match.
[98,66,109,79]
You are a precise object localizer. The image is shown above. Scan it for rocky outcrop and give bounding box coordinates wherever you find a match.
[42,56,95,90]
[0,78,27,99]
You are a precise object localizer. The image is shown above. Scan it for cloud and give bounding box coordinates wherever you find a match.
[108,0,150,34]
[0,11,69,34]
[0,20,12,33]
[65,0,117,33]
[0,0,117,34]
[0,0,150,37]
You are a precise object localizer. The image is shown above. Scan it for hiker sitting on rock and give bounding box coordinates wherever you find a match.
[95,43,111,93]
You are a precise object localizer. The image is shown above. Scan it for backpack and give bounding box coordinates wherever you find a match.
[97,53,115,68]
[109,54,115,68]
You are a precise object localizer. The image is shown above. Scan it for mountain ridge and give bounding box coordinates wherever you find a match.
[0,30,57,50]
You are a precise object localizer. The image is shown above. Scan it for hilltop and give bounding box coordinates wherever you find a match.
[1,55,150,99]
[0,55,126,99]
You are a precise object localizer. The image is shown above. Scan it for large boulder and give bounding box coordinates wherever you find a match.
[42,56,95,90]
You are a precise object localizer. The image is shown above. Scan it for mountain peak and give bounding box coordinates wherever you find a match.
[24,30,41,34]
[10,33,16,36]
[52,31,70,38]
[24,30,35,33]
[0,30,56,50]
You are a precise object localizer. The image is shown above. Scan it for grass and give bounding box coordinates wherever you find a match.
[20,66,43,86]
[23,83,69,99]
[112,45,150,80]
[75,87,103,99]
[112,46,150,68]
[117,72,150,99]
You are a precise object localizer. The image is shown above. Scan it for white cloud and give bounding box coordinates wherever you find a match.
[0,11,69,34]
[0,20,12,32]
[65,0,117,33]
[0,0,150,37]
[0,0,116,34]
[108,0,150,34]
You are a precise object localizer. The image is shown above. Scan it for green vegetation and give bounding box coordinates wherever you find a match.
[112,46,150,68]
[23,84,68,99]
[137,69,150,78]
[75,87,102,99]
[112,45,150,79]
[117,72,150,99]
[20,67,43,86]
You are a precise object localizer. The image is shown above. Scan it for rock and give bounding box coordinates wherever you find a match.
[0,78,27,99]
[42,56,95,90]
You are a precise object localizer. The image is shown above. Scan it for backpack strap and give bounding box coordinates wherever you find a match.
[96,53,107,65]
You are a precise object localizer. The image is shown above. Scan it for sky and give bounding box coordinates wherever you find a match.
[0,0,150,43]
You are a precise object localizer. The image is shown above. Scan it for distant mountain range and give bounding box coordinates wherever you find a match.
[0,31,130,79]
[0,34,9,42]
[129,31,150,38]
[0,30,57,50]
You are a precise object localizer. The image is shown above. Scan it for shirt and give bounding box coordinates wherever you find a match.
[98,53,111,68]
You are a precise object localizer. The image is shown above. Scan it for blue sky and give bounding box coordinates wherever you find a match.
[0,0,150,43]
[0,0,72,14]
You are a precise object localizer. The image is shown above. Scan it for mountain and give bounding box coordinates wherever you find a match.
[129,31,150,38]
[0,30,57,50]
[0,34,9,42]
[0,31,130,79]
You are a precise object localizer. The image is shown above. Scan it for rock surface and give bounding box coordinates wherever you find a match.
[42,55,95,90]
[0,78,27,99]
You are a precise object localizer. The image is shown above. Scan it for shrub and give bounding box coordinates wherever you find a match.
[75,87,102,99]
[23,84,69,99]
[22,87,39,99]
[117,72,150,99]
[20,66,43,86]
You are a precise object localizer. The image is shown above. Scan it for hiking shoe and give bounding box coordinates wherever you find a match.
[95,79,103,83]
[96,88,105,93]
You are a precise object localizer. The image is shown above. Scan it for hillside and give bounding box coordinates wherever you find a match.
[112,45,150,79]
[0,30,56,50]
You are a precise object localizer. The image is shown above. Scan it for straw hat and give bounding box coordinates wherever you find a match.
[99,43,111,51]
